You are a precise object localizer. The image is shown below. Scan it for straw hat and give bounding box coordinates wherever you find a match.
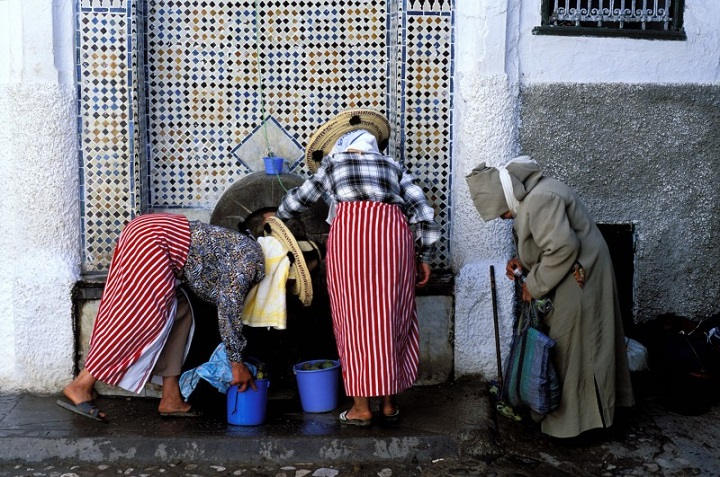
[305,108,391,172]
[263,216,313,306]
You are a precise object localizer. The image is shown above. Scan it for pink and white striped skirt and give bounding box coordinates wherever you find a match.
[326,201,419,397]
[83,213,191,393]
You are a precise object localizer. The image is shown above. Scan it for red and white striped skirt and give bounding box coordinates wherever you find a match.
[83,213,192,393]
[326,201,419,397]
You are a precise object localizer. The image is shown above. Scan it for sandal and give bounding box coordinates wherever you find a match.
[496,402,522,422]
[338,410,372,427]
[56,399,108,423]
[159,407,203,418]
[381,407,400,423]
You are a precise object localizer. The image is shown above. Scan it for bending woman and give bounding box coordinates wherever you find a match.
[275,109,440,425]
[466,156,634,438]
[59,213,264,421]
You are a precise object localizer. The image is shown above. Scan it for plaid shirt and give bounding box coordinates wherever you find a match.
[277,152,440,262]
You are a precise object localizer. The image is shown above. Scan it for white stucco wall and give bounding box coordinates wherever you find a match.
[452,1,720,379]
[0,0,79,392]
[518,1,720,84]
[451,0,521,378]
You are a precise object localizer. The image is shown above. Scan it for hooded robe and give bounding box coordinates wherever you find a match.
[466,157,634,438]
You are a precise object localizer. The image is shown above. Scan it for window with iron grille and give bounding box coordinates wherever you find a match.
[534,0,686,40]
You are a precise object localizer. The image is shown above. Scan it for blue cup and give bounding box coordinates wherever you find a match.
[226,379,269,426]
[293,360,340,413]
[263,156,284,175]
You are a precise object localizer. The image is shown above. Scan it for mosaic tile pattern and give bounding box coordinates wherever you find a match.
[80,0,127,9]
[386,0,404,164]
[77,3,139,271]
[407,0,452,13]
[402,9,453,267]
[77,0,454,270]
[144,0,387,208]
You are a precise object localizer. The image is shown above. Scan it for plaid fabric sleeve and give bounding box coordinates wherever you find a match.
[276,161,331,219]
[399,169,440,262]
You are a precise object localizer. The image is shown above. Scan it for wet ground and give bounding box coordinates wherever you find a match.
[1,378,719,476]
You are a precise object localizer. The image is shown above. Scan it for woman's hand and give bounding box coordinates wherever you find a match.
[416,262,431,288]
[521,282,533,302]
[572,262,586,289]
[262,211,277,223]
[231,361,256,392]
[505,257,523,280]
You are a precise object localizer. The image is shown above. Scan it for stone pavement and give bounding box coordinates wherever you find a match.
[0,378,719,476]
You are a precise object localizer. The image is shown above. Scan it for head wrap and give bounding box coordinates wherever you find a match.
[329,130,380,156]
[304,109,390,172]
[465,156,543,221]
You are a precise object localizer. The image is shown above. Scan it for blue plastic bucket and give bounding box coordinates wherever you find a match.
[226,379,269,426]
[294,360,340,413]
[263,156,284,175]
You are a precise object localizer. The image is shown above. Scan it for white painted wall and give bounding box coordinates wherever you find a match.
[518,1,720,84]
[0,0,79,392]
[451,0,720,379]
[451,0,521,378]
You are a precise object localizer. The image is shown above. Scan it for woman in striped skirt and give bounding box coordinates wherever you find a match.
[276,109,440,425]
[58,213,265,421]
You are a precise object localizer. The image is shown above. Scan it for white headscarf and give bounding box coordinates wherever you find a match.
[323,130,381,225]
[329,130,380,155]
[496,156,537,216]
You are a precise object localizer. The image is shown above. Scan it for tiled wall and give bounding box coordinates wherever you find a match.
[76,0,454,272]
[76,0,141,270]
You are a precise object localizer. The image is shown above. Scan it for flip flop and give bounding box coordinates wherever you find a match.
[381,408,401,423]
[338,410,372,427]
[56,399,107,423]
[496,402,522,422]
[159,407,203,418]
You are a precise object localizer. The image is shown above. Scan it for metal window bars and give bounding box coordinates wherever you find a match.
[549,0,678,30]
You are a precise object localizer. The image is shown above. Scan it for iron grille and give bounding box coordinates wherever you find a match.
[535,0,686,39]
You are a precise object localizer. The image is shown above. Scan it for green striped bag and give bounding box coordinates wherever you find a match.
[502,301,561,416]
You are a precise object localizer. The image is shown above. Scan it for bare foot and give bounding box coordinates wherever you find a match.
[157,398,192,414]
[62,369,106,419]
[344,406,373,421]
[382,396,398,417]
[158,375,192,414]
[63,369,96,404]
[62,382,94,405]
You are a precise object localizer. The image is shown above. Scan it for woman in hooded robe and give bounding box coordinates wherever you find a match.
[466,156,634,438]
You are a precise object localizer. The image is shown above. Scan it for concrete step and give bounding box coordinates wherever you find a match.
[0,381,492,465]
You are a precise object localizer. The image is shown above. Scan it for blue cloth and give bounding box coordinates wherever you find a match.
[179,344,257,400]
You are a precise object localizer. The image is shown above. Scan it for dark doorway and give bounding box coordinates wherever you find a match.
[597,223,636,336]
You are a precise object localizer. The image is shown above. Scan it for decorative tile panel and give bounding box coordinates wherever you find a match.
[144,0,387,208]
[77,2,140,271]
[80,0,128,11]
[396,2,454,268]
[77,0,454,270]
[231,117,303,173]
[407,0,452,14]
